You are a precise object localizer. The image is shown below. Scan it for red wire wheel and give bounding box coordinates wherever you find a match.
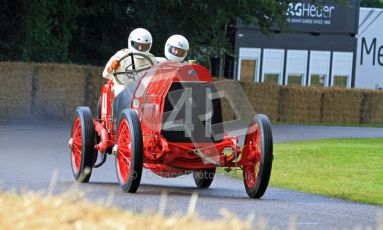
[242,114,273,198]
[71,117,82,174]
[70,107,96,183]
[115,109,143,193]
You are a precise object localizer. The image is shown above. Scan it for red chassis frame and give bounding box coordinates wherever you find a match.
[92,62,259,178]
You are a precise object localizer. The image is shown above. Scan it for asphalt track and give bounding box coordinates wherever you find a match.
[0,122,382,229]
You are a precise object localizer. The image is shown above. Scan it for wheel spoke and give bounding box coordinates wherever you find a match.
[73,139,82,146]
[71,117,83,174]
[119,155,131,168]
[244,123,262,189]
[72,146,81,156]
[74,156,81,169]
[118,145,131,155]
[117,119,132,184]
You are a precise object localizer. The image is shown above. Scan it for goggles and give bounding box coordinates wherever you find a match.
[168,45,187,57]
[131,40,151,52]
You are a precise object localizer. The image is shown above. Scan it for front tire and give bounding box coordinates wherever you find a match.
[243,114,273,198]
[70,107,96,182]
[115,109,143,193]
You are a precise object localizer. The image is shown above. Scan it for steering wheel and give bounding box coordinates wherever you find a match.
[113,52,154,85]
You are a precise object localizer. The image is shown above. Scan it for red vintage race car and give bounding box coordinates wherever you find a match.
[68,52,273,198]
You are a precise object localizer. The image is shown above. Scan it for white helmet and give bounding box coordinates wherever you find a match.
[164,35,189,62]
[128,28,152,53]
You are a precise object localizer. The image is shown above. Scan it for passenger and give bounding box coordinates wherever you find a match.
[102,28,156,96]
[159,34,189,63]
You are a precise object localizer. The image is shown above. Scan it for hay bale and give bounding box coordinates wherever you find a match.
[240,82,280,122]
[278,85,322,123]
[360,90,383,124]
[83,66,104,116]
[34,63,87,120]
[213,80,253,122]
[220,97,236,122]
[322,88,362,124]
[0,62,34,120]
[2,62,377,126]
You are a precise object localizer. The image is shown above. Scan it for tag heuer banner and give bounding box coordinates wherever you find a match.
[285,0,359,34]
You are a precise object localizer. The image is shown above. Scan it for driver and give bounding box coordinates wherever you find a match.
[102,28,156,96]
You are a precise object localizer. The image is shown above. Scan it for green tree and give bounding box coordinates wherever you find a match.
[0,0,25,61]
[68,0,131,65]
[361,0,383,7]
[1,0,351,66]
[22,0,78,62]
[127,0,292,66]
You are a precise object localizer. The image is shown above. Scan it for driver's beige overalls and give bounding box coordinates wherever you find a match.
[102,48,156,96]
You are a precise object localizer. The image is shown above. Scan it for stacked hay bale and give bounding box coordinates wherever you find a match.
[0,62,34,120]
[2,62,383,125]
[278,85,322,123]
[83,66,105,116]
[220,97,235,122]
[212,79,243,122]
[322,88,362,124]
[212,79,260,123]
[240,82,280,122]
[360,89,383,124]
[212,78,233,121]
[33,64,88,120]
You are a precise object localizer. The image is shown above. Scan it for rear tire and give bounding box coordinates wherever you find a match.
[70,107,96,182]
[243,114,273,198]
[115,109,143,193]
[193,168,216,189]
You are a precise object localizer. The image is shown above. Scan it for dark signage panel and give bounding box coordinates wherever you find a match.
[285,0,359,34]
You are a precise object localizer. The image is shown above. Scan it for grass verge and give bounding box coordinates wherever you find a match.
[222,138,383,205]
